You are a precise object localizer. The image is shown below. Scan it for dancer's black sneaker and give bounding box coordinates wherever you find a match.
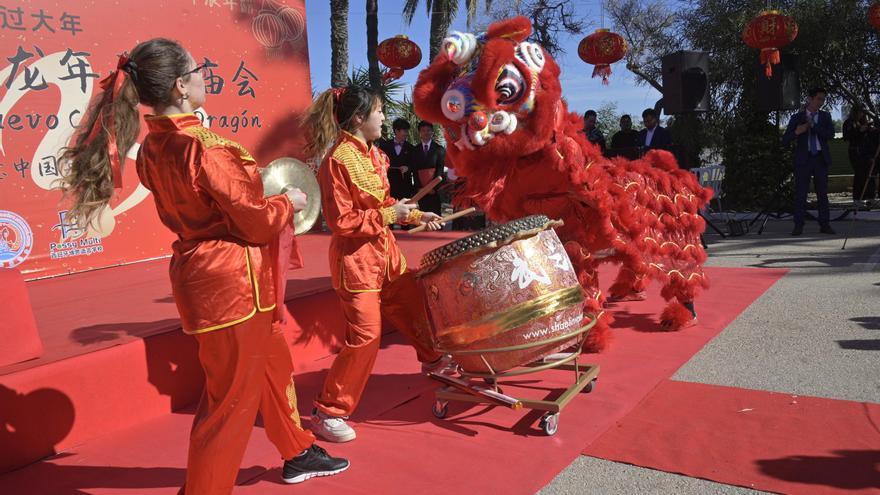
[282,444,350,484]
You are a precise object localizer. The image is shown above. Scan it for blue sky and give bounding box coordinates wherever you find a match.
[303,0,664,121]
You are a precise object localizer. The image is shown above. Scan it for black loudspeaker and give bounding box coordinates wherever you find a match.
[661,51,709,114]
[756,53,799,112]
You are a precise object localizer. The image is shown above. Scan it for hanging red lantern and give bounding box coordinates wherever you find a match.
[870,2,880,31]
[577,28,628,85]
[377,35,422,83]
[742,10,798,78]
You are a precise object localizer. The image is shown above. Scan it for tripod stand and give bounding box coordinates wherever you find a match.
[842,135,880,250]
[750,175,793,234]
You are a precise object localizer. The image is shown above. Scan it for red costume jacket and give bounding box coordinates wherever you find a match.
[136,113,293,333]
[318,131,423,292]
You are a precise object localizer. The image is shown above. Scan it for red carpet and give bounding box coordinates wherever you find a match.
[0,232,465,473]
[584,380,880,495]
[0,265,784,494]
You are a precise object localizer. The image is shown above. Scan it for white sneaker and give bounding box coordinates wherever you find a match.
[421,354,458,375]
[310,409,356,443]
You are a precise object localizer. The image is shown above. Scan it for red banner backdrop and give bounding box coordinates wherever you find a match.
[0,0,312,279]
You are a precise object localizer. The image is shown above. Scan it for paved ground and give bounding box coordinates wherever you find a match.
[539,209,880,494]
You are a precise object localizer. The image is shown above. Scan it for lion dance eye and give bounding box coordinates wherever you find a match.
[495,64,525,105]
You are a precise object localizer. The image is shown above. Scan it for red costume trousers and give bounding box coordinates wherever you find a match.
[314,273,440,417]
[185,311,315,494]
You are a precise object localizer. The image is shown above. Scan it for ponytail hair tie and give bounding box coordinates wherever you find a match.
[121,58,138,83]
[330,87,348,125]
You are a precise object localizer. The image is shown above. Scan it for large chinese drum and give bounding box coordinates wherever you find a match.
[418,215,588,374]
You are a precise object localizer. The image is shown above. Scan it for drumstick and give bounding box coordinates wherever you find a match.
[408,207,476,233]
[406,176,443,204]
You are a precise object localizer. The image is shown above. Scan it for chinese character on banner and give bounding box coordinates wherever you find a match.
[38,156,60,177]
[31,9,56,33]
[13,158,30,179]
[4,46,48,90]
[232,60,259,98]
[59,48,98,93]
[18,52,49,91]
[59,12,83,36]
[0,6,26,31]
[202,57,224,95]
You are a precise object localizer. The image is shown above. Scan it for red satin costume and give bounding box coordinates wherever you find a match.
[314,131,440,417]
[136,113,315,494]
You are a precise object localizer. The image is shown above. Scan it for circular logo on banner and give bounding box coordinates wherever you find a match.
[0,210,34,268]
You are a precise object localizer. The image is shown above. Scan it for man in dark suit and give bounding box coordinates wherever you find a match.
[782,87,835,236]
[413,120,445,215]
[609,114,641,159]
[377,118,415,200]
[637,108,672,152]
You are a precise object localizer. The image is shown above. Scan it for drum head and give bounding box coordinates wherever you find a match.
[420,215,560,271]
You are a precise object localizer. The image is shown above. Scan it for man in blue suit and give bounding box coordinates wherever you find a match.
[782,87,836,236]
[638,108,672,153]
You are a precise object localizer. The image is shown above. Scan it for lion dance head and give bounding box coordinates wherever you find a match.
[413,17,568,167]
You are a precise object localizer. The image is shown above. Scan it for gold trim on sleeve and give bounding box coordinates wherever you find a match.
[380,206,398,226]
[406,209,424,225]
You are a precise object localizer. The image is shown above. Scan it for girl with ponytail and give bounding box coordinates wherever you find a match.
[62,39,347,491]
[303,85,450,443]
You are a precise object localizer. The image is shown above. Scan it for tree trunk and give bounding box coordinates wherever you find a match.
[429,0,454,62]
[330,0,350,88]
[366,0,381,92]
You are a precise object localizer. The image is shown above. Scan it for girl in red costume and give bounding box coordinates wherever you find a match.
[60,38,347,492]
[303,85,452,443]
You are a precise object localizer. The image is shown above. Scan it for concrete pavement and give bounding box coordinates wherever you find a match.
[539,211,880,494]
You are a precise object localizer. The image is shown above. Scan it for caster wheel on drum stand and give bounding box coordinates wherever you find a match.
[432,400,449,419]
[539,412,559,436]
[582,378,597,394]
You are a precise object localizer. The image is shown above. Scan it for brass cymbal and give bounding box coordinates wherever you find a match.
[260,157,321,235]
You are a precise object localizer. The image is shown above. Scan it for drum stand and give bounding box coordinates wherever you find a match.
[427,321,599,436]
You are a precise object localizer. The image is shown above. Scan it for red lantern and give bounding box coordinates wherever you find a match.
[870,2,880,31]
[377,35,422,82]
[577,29,628,85]
[742,10,798,78]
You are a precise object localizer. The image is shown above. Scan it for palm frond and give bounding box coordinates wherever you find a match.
[402,0,420,24]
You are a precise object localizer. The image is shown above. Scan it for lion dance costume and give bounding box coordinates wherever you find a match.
[413,17,712,352]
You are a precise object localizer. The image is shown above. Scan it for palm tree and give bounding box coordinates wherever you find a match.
[330,0,350,88]
[349,66,407,137]
[403,0,490,61]
[366,0,382,91]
